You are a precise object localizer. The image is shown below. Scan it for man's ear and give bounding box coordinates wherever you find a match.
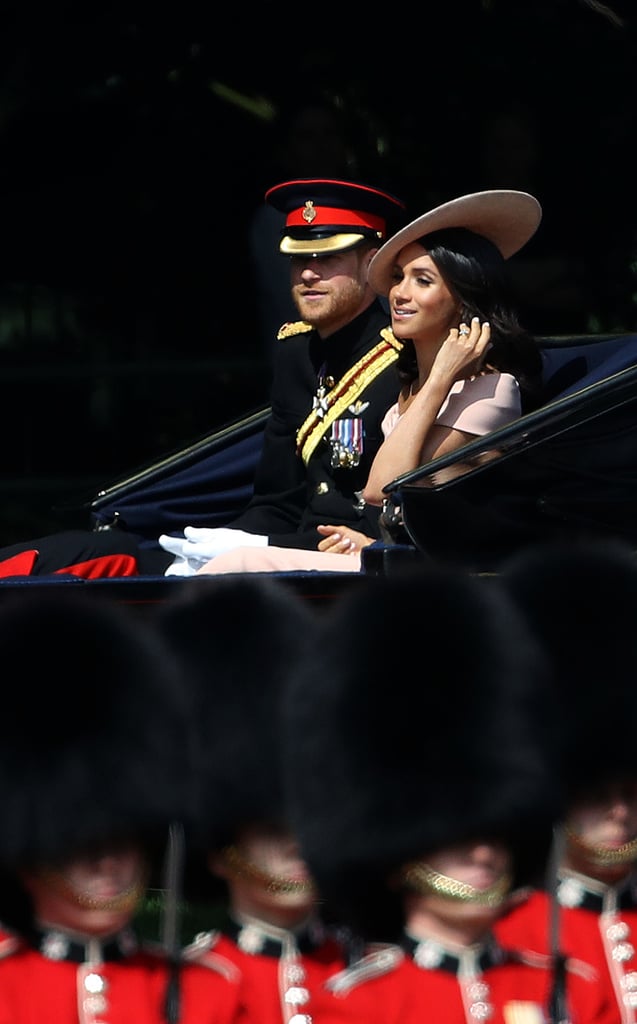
[363,247,380,282]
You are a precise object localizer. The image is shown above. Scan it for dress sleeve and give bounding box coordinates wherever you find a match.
[436,373,521,435]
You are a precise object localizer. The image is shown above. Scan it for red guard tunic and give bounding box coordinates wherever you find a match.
[0,925,242,1024]
[377,932,618,1024]
[183,915,405,1023]
[496,871,637,1023]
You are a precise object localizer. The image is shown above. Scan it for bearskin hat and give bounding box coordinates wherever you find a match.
[0,589,195,868]
[501,538,637,799]
[157,576,317,850]
[282,565,559,941]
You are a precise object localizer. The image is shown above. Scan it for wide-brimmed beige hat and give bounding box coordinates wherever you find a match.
[367,189,542,296]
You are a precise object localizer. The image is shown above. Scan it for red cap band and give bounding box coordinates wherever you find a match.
[286,203,386,233]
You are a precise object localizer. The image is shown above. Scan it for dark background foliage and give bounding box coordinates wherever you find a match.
[0,0,635,540]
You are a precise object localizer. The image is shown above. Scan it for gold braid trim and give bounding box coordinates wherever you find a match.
[297,329,402,466]
[277,320,314,340]
[39,867,147,912]
[401,861,512,908]
[222,845,316,897]
[565,826,637,866]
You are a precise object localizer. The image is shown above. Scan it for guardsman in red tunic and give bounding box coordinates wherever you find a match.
[158,575,404,1023]
[0,590,242,1024]
[282,567,618,1023]
[496,539,637,1024]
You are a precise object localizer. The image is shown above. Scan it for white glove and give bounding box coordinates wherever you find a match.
[159,527,268,577]
[182,527,268,556]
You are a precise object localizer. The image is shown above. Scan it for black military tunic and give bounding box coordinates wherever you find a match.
[231,299,402,550]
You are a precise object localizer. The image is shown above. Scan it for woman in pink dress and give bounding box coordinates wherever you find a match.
[198,189,544,575]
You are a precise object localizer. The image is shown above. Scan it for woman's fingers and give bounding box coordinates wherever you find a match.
[318,536,356,554]
[317,524,361,554]
[443,318,491,377]
[457,317,490,348]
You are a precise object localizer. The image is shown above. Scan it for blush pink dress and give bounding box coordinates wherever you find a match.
[200,373,520,575]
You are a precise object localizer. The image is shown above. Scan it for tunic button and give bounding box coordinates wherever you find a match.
[285,986,310,1005]
[316,482,329,495]
[289,1017,312,1024]
[468,982,490,1000]
[613,942,635,963]
[286,963,306,984]
[469,1000,493,1020]
[84,972,108,994]
[608,921,631,942]
[84,994,108,1015]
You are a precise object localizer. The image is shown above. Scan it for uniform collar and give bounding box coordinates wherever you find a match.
[224,912,327,957]
[401,931,511,975]
[31,924,139,963]
[557,868,637,913]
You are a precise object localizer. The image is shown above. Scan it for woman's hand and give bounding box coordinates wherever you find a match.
[431,317,491,384]
[317,524,375,555]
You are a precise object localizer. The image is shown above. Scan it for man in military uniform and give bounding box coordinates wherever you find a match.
[0,177,406,577]
[159,177,407,574]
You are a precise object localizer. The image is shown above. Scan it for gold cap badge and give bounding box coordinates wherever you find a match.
[302,201,317,224]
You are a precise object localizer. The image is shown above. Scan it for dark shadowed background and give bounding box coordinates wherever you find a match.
[0,0,635,542]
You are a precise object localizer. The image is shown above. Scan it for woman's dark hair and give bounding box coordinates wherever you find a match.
[394,227,543,413]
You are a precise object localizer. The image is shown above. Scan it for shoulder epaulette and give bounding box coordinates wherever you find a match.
[181,930,241,982]
[564,955,599,983]
[515,947,599,984]
[380,326,403,351]
[326,944,404,995]
[181,929,219,959]
[277,320,314,341]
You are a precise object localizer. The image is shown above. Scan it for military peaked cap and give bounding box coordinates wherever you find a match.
[266,177,406,255]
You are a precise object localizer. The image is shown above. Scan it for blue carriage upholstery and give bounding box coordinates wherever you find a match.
[540,332,637,400]
[87,405,270,542]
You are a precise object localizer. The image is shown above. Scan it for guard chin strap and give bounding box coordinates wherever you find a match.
[401,861,511,908]
[38,867,145,913]
[222,844,315,897]
[565,825,637,867]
